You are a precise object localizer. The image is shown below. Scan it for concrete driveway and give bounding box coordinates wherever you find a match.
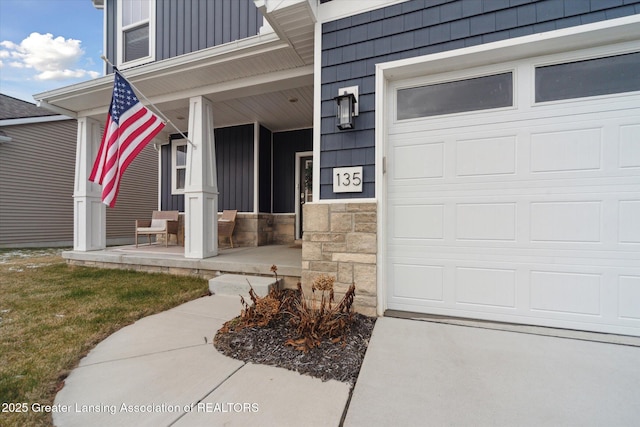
[344,317,640,427]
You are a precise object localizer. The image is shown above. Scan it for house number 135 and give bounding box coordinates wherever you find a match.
[333,167,363,193]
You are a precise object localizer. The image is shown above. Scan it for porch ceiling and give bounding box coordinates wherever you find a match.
[35,5,316,133]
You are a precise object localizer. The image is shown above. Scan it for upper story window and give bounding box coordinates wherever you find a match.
[117,0,155,67]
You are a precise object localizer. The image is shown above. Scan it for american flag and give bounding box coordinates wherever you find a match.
[89,71,165,207]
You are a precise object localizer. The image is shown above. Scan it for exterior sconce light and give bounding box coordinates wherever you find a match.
[334,86,358,130]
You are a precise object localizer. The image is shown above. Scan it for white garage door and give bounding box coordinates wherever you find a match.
[386,47,640,336]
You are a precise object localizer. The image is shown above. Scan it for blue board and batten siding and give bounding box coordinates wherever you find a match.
[216,125,255,212]
[161,126,313,214]
[259,125,273,213]
[320,0,640,199]
[156,0,263,58]
[273,129,313,213]
[161,124,255,213]
[105,0,263,71]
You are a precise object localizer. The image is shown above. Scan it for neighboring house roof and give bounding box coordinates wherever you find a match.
[0,94,58,120]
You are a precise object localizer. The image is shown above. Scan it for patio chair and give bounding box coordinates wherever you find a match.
[218,210,237,248]
[135,210,179,247]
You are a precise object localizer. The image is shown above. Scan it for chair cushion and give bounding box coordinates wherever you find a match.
[137,227,166,233]
[150,219,167,229]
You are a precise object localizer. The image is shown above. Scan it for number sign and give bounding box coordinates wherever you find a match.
[333,167,363,193]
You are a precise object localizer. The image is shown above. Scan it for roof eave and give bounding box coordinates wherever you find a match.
[34,31,285,114]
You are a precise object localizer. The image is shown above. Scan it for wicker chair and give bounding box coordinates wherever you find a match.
[135,211,179,247]
[218,210,237,248]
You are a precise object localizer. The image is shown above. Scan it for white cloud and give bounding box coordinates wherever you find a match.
[36,69,100,80]
[1,32,98,81]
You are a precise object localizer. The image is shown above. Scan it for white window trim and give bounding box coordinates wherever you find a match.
[171,139,187,195]
[116,0,156,69]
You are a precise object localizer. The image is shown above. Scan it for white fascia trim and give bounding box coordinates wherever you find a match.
[78,65,313,119]
[256,0,316,65]
[0,115,71,126]
[318,0,405,23]
[378,14,640,82]
[35,100,77,118]
[33,31,284,103]
[255,0,317,17]
[374,13,640,318]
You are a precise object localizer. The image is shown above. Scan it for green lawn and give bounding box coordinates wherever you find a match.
[0,249,208,426]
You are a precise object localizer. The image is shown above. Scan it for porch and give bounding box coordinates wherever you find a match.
[62,243,302,288]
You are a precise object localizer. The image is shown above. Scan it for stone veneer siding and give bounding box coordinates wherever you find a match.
[218,213,296,247]
[301,202,377,316]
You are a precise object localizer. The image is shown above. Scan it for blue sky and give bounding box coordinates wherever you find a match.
[0,0,104,103]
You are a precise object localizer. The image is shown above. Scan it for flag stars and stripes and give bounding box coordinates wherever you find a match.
[88,70,166,207]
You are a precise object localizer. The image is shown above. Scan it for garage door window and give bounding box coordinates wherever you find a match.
[535,51,640,102]
[397,72,513,120]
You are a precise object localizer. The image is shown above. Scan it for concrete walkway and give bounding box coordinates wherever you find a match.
[54,296,640,426]
[53,295,349,427]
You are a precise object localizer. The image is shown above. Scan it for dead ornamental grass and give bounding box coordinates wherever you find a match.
[215,268,375,385]
[0,249,208,427]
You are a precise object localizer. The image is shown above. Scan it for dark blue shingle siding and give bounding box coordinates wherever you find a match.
[319,0,640,200]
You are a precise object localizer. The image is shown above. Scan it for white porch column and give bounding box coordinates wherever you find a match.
[73,117,106,251]
[184,96,218,259]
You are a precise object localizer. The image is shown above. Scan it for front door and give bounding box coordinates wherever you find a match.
[297,154,313,238]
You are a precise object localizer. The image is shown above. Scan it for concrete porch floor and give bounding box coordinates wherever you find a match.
[62,243,302,286]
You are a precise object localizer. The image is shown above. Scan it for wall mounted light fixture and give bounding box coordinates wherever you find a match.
[334,86,358,130]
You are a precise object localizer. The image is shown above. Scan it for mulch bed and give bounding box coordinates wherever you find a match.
[213,302,376,386]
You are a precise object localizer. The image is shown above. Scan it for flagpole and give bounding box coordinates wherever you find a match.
[100,56,196,148]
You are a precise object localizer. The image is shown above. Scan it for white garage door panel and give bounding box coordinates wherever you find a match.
[388,255,640,335]
[386,68,640,336]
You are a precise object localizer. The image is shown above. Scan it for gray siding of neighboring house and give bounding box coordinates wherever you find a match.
[161,124,255,213]
[0,120,158,248]
[0,120,76,247]
[273,128,313,213]
[105,143,159,243]
[320,0,640,200]
[106,0,263,71]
